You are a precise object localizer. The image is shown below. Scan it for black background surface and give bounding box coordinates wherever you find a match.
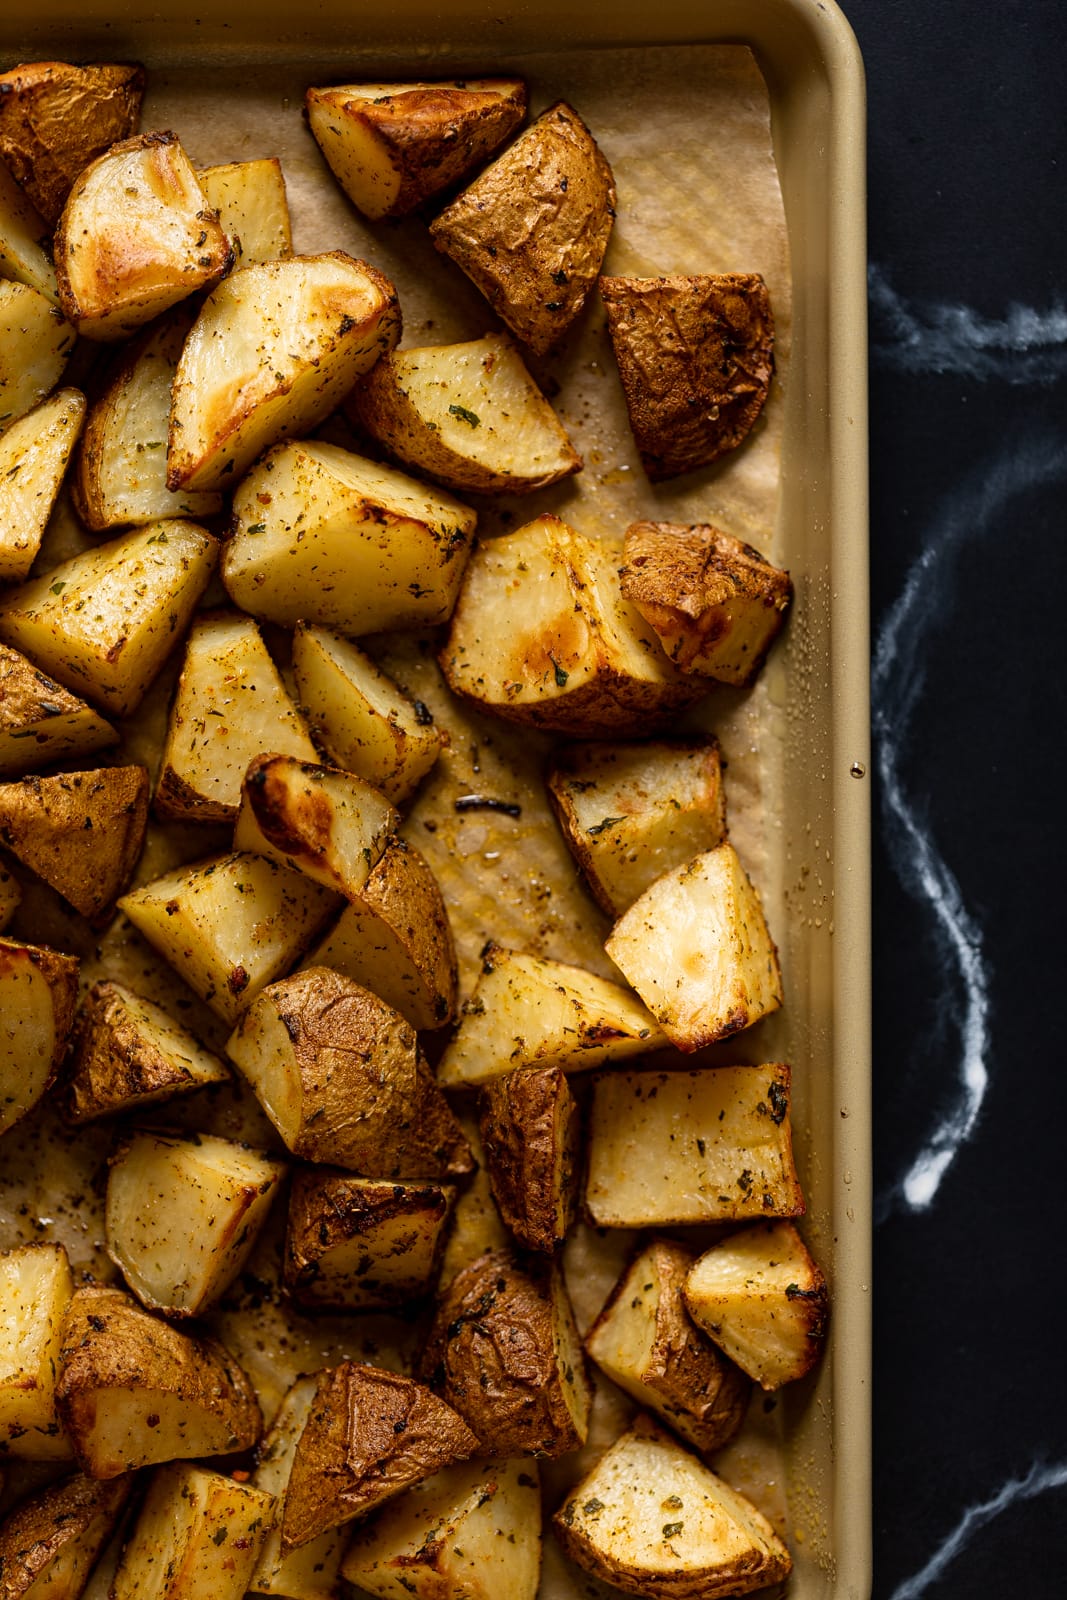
[839,1,1066,1594]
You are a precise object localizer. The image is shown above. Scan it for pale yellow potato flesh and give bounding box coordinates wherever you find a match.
[0,158,58,303]
[111,1462,274,1600]
[197,157,292,264]
[0,937,78,1138]
[0,390,85,584]
[0,1242,74,1461]
[250,1377,346,1600]
[0,281,75,437]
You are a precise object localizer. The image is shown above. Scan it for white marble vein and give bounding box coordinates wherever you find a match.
[889,1459,1067,1599]
[869,264,1067,383]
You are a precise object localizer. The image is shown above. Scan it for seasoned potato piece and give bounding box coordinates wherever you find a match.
[225,967,472,1178]
[600,273,775,481]
[684,1221,829,1391]
[54,133,231,341]
[0,520,218,717]
[437,1117,510,1289]
[281,1363,480,1551]
[0,1472,131,1600]
[223,441,476,635]
[154,613,318,823]
[0,390,85,584]
[351,334,581,495]
[233,753,397,898]
[0,61,144,224]
[55,1284,261,1477]
[421,1248,591,1459]
[73,305,224,531]
[547,738,727,916]
[301,836,458,1030]
[621,522,793,685]
[605,842,782,1050]
[106,1130,285,1317]
[0,1242,74,1461]
[0,766,148,918]
[250,1377,345,1600]
[0,159,57,303]
[585,1239,750,1454]
[197,157,292,264]
[0,281,75,436]
[479,1065,580,1252]
[167,253,400,492]
[111,1463,273,1600]
[0,864,19,932]
[306,78,526,220]
[436,942,662,1089]
[291,623,443,805]
[585,1066,804,1228]
[65,979,229,1124]
[441,515,704,736]
[0,936,79,1137]
[342,1457,542,1600]
[431,102,615,355]
[284,1171,454,1310]
[553,1414,792,1599]
[118,852,339,1026]
[0,643,117,777]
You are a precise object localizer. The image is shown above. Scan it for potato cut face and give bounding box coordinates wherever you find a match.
[106,1130,285,1317]
[0,642,118,776]
[111,1463,274,1600]
[0,281,76,436]
[291,623,442,804]
[0,765,148,918]
[0,1471,132,1600]
[167,253,400,491]
[0,390,86,584]
[119,852,339,1025]
[479,1064,580,1252]
[154,613,318,823]
[553,1415,792,1599]
[342,1456,542,1600]
[306,78,526,220]
[547,737,727,916]
[0,936,79,1137]
[0,1242,74,1461]
[586,1066,804,1228]
[436,942,663,1088]
[0,158,58,303]
[66,980,229,1124]
[605,842,782,1050]
[197,157,292,264]
[224,440,476,635]
[250,1376,345,1600]
[430,101,616,355]
[684,1220,829,1390]
[351,334,582,494]
[0,519,218,717]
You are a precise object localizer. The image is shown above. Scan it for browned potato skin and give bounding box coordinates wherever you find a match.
[280,1362,480,1551]
[430,102,616,355]
[65,981,225,1124]
[600,273,774,481]
[0,642,118,777]
[0,61,144,224]
[479,1065,580,1252]
[355,836,458,1028]
[0,1471,132,1599]
[0,766,148,919]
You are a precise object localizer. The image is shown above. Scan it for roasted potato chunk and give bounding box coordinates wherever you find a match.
[197,157,292,264]
[0,281,75,436]
[0,157,57,304]
[0,766,148,918]
[350,334,582,495]
[111,1463,274,1600]
[0,61,144,224]
[250,1376,345,1600]
[479,1065,580,1252]
[0,643,117,777]
[0,1472,131,1600]
[306,77,526,220]
[0,1241,74,1461]
[430,102,615,355]
[0,389,85,584]
[0,936,79,1137]
[600,273,775,481]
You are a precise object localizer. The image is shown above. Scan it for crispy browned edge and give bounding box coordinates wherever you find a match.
[479,1065,580,1252]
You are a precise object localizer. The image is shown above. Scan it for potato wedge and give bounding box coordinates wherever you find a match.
[306,78,526,220]
[223,441,476,635]
[350,334,581,494]
[0,520,218,717]
[167,253,400,492]
[0,61,144,225]
[0,766,148,918]
[0,390,85,584]
[197,157,291,265]
[291,623,443,805]
[0,158,57,303]
[604,842,782,1050]
[600,273,775,481]
[620,522,793,685]
[55,1284,261,1477]
[0,643,118,776]
[0,1472,131,1600]
[154,613,318,823]
[684,1221,829,1391]
[250,1376,346,1600]
[301,836,458,1030]
[430,102,616,355]
[65,979,229,1124]
[441,514,704,736]
[111,1463,274,1600]
[479,1064,580,1252]
[0,865,18,932]
[0,936,79,1137]
[54,132,233,341]
[585,1066,804,1228]
[0,281,75,437]
[342,1457,542,1600]
[0,1242,74,1461]
[585,1239,750,1454]
[281,1363,480,1551]
[553,1414,792,1599]
[225,967,472,1178]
